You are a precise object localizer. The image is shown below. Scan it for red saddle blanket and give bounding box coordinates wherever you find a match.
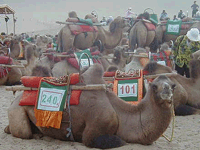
[69,24,98,35]
[19,74,81,106]
[0,56,13,78]
[143,22,156,31]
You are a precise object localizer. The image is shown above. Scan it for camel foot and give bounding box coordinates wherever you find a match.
[33,133,43,139]
[4,125,11,134]
[90,134,126,149]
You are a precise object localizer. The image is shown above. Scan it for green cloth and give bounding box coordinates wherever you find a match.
[150,14,158,25]
[77,18,93,26]
[166,20,182,35]
[172,35,200,68]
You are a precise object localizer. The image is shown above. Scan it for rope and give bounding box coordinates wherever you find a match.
[162,98,175,142]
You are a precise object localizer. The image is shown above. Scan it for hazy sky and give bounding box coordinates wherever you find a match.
[0,0,196,34]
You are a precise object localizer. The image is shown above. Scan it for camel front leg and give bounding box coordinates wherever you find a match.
[5,94,33,139]
[7,106,33,139]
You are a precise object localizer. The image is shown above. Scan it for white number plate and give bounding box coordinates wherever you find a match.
[168,24,179,33]
[118,83,138,97]
[157,61,166,66]
[80,59,93,68]
[37,87,65,111]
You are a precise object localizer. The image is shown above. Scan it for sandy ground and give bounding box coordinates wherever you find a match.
[1,85,200,150]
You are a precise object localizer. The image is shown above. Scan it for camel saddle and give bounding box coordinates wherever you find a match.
[0,56,13,78]
[142,19,156,31]
[68,24,98,35]
[65,49,101,70]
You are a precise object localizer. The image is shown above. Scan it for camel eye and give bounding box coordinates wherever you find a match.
[172,84,176,90]
[151,84,157,91]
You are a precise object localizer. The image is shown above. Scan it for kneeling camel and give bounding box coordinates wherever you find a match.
[5,64,175,149]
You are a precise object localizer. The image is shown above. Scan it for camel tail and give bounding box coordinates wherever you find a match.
[57,28,63,52]
[129,27,137,51]
[90,134,126,149]
[175,104,199,116]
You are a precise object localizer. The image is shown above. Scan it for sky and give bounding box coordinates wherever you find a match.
[0,0,196,34]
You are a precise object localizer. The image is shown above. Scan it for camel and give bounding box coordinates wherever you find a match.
[4,63,176,149]
[51,52,111,77]
[128,12,158,53]
[0,57,22,85]
[21,44,43,76]
[35,35,52,52]
[1,38,21,59]
[156,20,200,44]
[143,59,200,115]
[58,15,126,54]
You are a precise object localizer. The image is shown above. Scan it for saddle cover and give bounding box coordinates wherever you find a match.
[143,22,156,31]
[19,74,82,129]
[69,24,98,35]
[66,49,101,70]
[0,56,13,78]
[113,70,143,105]
[150,51,172,67]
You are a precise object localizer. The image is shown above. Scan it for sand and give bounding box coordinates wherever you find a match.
[0,85,200,150]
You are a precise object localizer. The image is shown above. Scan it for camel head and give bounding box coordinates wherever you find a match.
[143,62,172,75]
[190,59,200,79]
[31,65,52,77]
[191,49,200,60]
[109,16,126,33]
[80,63,105,84]
[25,44,42,63]
[149,75,176,108]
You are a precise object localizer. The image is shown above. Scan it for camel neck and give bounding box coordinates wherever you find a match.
[107,90,172,144]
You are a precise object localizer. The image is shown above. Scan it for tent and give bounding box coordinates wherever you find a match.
[0,4,16,35]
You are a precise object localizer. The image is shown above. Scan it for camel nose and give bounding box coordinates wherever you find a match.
[160,82,173,100]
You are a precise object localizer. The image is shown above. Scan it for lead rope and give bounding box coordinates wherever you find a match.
[162,97,175,142]
[66,76,74,141]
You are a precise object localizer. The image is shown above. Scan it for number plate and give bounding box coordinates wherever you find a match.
[157,61,166,66]
[167,24,180,33]
[37,87,66,111]
[80,59,93,68]
[118,83,138,97]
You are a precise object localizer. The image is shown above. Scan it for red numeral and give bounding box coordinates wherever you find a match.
[125,85,130,94]
[132,85,135,94]
[120,85,124,94]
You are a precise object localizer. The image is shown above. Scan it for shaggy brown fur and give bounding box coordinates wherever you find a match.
[31,65,52,77]
[5,63,176,149]
[143,60,200,115]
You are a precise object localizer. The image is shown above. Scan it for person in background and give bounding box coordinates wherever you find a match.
[178,10,186,19]
[106,16,114,25]
[160,10,170,21]
[191,1,199,17]
[173,15,178,20]
[125,7,135,25]
[172,28,200,78]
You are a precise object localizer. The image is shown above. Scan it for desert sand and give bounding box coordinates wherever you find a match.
[0,85,200,150]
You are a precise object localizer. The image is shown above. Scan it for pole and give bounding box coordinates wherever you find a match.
[5,8,8,35]
[13,14,15,35]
